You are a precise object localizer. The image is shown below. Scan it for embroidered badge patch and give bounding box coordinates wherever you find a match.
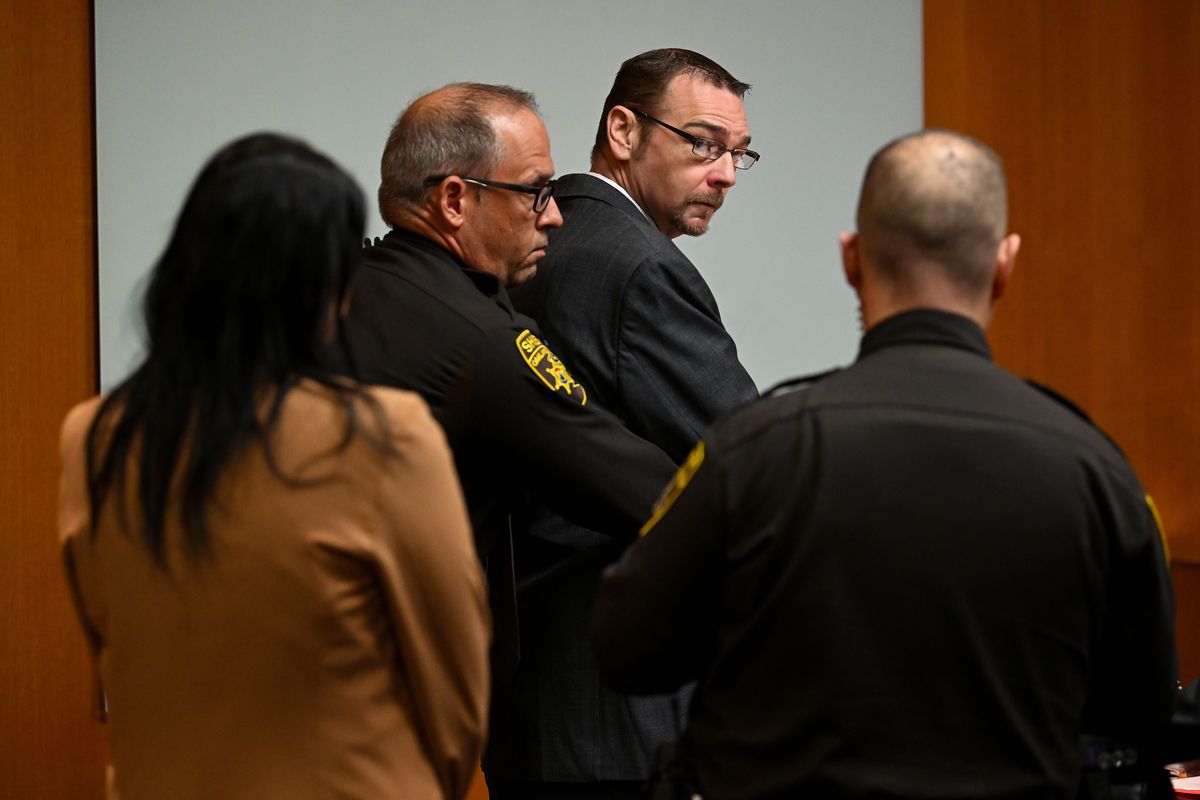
[640,441,705,537]
[1146,494,1170,564]
[515,329,587,405]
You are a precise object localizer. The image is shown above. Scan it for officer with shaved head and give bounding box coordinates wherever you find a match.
[593,129,1178,799]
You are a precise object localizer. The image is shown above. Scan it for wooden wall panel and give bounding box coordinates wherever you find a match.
[0,0,105,796]
[4,3,1192,793]
[1175,564,1200,692]
[925,0,1200,680]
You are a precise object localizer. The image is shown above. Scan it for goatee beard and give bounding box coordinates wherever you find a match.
[671,214,709,237]
[670,194,723,237]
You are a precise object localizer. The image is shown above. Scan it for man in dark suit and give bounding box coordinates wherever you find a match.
[492,50,760,799]
[593,129,1178,800]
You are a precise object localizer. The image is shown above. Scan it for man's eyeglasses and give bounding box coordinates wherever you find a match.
[424,175,556,213]
[628,108,760,170]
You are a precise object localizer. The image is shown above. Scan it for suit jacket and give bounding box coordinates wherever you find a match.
[59,383,490,800]
[497,173,758,782]
[514,173,757,464]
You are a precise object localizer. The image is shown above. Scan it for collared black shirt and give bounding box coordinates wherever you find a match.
[339,228,675,561]
[594,309,1177,800]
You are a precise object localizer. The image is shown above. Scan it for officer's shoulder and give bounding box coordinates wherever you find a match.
[726,367,842,432]
[477,323,591,406]
[1024,378,1093,421]
[764,367,843,398]
[1023,378,1129,460]
[708,368,842,450]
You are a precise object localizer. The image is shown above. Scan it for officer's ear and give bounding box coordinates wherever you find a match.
[606,105,640,164]
[991,233,1020,301]
[839,232,862,289]
[428,176,471,232]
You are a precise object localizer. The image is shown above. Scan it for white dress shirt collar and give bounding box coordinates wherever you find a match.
[586,172,653,224]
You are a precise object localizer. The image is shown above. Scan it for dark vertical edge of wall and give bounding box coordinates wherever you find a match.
[0,1,107,795]
[89,0,101,395]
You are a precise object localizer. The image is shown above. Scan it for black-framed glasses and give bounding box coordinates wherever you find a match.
[424,175,556,213]
[628,108,760,170]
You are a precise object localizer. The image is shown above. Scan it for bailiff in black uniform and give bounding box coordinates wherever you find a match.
[342,227,674,563]
[594,309,1177,799]
[341,226,676,681]
[593,130,1178,800]
[338,83,676,684]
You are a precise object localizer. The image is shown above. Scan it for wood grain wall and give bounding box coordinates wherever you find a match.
[4,3,1195,795]
[924,0,1200,682]
[0,1,106,795]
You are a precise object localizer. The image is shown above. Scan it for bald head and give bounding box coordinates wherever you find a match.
[856,130,1007,299]
[378,82,538,225]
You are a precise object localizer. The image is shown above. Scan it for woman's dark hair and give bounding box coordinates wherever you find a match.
[86,132,377,565]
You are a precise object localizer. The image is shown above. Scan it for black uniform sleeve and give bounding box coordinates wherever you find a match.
[1081,474,1178,752]
[466,327,676,539]
[592,440,724,693]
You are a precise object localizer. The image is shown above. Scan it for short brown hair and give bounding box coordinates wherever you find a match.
[591,48,750,161]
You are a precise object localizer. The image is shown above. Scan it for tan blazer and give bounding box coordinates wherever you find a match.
[58,383,490,800]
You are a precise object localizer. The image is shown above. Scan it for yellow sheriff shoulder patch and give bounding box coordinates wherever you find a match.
[1146,494,1170,564]
[515,329,587,405]
[640,441,705,537]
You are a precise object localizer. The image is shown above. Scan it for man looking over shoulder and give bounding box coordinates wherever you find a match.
[339,83,676,675]
[514,47,759,462]
[493,50,759,798]
[592,129,1178,800]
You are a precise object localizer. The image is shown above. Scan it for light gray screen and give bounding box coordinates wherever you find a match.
[96,0,921,389]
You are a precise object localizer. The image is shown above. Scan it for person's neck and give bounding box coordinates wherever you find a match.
[590,153,622,187]
[392,213,466,263]
[860,291,992,332]
[591,156,665,234]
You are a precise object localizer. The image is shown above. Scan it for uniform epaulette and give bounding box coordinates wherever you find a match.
[764,367,842,397]
[1025,379,1127,457]
[1024,379,1094,424]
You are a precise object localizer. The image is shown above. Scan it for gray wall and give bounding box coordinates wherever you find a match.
[96,0,922,389]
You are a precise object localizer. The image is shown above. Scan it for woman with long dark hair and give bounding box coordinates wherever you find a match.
[57,133,489,799]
